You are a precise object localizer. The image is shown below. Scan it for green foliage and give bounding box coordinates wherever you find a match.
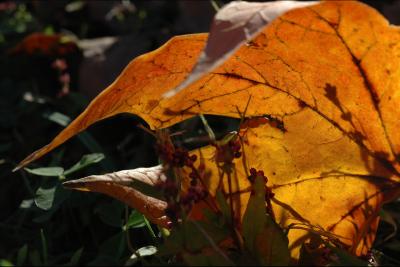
[66,247,84,266]
[0,2,157,263]
[125,210,147,229]
[242,175,267,253]
[25,167,64,177]
[0,259,14,267]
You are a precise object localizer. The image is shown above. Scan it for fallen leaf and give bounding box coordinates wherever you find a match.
[16,0,400,258]
[12,0,316,171]
[63,165,169,227]
[163,0,317,97]
[187,115,400,257]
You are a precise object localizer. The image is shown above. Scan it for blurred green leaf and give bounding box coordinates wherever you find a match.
[124,246,157,266]
[65,1,86,13]
[42,25,54,35]
[25,167,64,177]
[255,215,290,266]
[26,153,104,180]
[19,199,34,209]
[159,219,229,257]
[184,222,215,252]
[35,186,56,210]
[157,227,184,256]
[241,174,289,265]
[16,244,28,266]
[215,190,231,223]
[0,259,14,267]
[34,183,70,211]
[202,208,225,228]
[40,229,48,266]
[66,247,83,266]
[29,250,42,267]
[45,112,70,127]
[242,175,266,252]
[64,153,105,176]
[125,210,146,229]
[380,209,398,242]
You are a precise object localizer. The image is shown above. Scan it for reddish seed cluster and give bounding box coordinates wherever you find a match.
[248,167,275,201]
[155,141,207,224]
[156,143,197,168]
[181,186,208,209]
[156,180,178,199]
[160,181,208,224]
[214,138,242,164]
[155,178,180,222]
[230,139,242,159]
[163,184,207,223]
[248,168,266,183]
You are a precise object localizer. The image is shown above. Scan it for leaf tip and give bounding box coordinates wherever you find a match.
[14,144,52,173]
[12,165,21,172]
[62,180,91,192]
[13,155,33,172]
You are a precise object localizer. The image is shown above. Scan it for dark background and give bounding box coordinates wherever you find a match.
[1,0,400,265]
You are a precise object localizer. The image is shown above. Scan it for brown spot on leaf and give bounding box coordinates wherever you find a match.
[146,100,159,112]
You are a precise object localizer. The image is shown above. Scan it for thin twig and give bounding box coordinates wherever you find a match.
[210,0,220,12]
[124,206,136,253]
[226,170,235,226]
[199,114,216,142]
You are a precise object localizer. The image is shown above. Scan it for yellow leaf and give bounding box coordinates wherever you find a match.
[15,0,400,258]
[187,112,400,257]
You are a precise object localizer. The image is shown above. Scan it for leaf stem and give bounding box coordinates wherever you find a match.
[199,114,216,142]
[40,229,48,266]
[124,206,136,253]
[209,0,220,12]
[226,170,235,227]
[144,217,157,242]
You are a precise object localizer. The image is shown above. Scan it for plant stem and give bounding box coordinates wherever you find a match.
[124,206,135,253]
[40,229,48,266]
[209,0,220,12]
[144,217,157,242]
[226,170,235,227]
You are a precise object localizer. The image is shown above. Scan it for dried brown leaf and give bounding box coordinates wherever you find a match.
[63,165,169,227]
